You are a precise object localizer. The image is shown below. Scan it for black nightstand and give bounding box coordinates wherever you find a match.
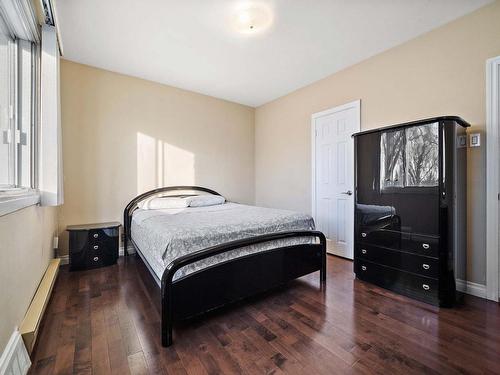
[67,222,121,271]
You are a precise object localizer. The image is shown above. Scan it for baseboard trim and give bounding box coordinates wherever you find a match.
[456,279,486,299]
[0,330,31,375]
[58,254,69,265]
[119,246,134,256]
[119,246,137,256]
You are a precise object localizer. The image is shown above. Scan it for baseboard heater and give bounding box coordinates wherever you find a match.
[19,258,61,354]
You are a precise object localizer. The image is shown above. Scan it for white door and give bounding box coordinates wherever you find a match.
[312,101,360,259]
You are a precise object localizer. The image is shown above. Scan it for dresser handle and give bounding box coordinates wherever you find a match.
[361,232,367,238]
[93,233,99,238]
[361,249,367,254]
[422,284,430,290]
[361,265,367,271]
[422,264,430,270]
[93,256,99,262]
[93,245,99,250]
[422,243,430,249]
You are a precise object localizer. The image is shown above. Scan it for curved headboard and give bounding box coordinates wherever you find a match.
[123,186,221,241]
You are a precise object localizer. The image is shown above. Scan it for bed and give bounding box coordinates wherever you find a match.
[123,186,326,347]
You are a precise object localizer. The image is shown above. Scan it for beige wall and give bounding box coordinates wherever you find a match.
[59,60,255,255]
[0,206,57,353]
[255,1,500,284]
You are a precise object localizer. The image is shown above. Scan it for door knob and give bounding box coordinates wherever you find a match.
[341,190,353,196]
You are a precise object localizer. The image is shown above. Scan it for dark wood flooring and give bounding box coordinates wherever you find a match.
[29,255,500,375]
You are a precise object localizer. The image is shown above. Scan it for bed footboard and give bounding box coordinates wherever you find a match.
[160,230,326,347]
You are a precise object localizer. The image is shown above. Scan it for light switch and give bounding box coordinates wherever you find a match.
[469,133,481,147]
[457,135,467,148]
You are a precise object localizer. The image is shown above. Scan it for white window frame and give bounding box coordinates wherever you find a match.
[0,20,17,189]
[0,9,40,216]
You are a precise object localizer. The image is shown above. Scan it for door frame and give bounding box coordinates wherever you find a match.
[311,100,361,257]
[486,56,500,302]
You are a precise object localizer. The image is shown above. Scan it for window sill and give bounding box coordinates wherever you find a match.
[0,189,41,217]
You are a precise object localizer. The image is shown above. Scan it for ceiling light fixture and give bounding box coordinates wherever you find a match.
[231,2,273,35]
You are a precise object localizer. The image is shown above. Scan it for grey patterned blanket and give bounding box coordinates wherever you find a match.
[130,203,315,281]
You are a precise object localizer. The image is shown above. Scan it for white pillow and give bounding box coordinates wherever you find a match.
[139,196,190,210]
[188,195,226,207]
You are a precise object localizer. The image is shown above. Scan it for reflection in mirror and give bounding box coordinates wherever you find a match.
[405,123,439,187]
[379,122,439,190]
[380,130,404,189]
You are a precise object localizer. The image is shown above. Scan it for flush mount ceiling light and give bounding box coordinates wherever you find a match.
[231,2,273,34]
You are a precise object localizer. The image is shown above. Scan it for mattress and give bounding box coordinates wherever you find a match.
[130,202,315,281]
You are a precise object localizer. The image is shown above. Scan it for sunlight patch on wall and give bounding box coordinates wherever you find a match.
[164,143,195,186]
[137,132,194,193]
[137,132,156,193]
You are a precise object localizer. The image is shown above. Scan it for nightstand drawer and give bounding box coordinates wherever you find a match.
[88,243,116,264]
[87,252,104,269]
[88,227,119,244]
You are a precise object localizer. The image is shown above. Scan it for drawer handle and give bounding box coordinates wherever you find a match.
[93,245,99,250]
[93,233,99,239]
[422,243,430,250]
[361,249,367,254]
[93,256,99,262]
[422,284,430,290]
[361,265,367,271]
[422,264,430,270]
[361,232,367,238]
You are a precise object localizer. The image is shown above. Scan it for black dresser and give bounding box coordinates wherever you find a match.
[67,222,121,271]
[352,116,468,306]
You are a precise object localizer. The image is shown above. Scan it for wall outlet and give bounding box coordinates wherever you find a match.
[53,236,59,250]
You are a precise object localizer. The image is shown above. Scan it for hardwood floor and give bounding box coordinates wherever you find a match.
[29,255,500,375]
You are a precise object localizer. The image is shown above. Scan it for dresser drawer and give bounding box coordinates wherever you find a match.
[355,259,439,304]
[358,229,439,257]
[355,245,438,278]
[358,228,401,249]
[402,234,439,257]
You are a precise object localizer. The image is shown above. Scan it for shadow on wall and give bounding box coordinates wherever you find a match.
[136,132,195,193]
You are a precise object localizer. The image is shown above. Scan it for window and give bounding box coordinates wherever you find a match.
[0,15,36,191]
[0,13,15,188]
[0,12,40,215]
[380,122,439,190]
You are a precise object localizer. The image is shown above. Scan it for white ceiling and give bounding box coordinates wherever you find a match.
[56,0,492,107]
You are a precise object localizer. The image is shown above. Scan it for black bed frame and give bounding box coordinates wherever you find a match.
[123,186,327,347]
